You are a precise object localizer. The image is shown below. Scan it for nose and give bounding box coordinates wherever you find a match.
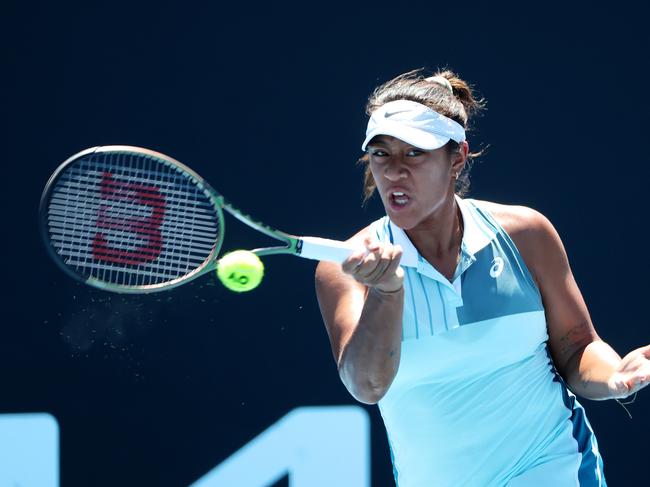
[383,157,407,181]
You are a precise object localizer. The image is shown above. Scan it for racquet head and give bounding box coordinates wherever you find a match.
[40,146,224,293]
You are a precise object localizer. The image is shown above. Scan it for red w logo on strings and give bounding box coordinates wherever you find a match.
[92,172,166,265]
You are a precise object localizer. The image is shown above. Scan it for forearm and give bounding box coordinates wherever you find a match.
[339,286,404,404]
[565,340,622,400]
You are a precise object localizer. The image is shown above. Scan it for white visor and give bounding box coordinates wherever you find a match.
[361,99,466,151]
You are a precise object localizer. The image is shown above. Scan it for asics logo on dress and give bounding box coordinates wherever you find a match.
[489,257,504,278]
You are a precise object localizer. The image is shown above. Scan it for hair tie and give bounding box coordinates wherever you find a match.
[426,75,453,94]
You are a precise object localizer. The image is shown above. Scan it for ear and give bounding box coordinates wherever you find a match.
[451,141,469,175]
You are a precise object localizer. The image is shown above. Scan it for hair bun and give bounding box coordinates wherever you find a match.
[425,75,453,94]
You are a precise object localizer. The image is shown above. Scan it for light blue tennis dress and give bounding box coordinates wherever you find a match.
[372,196,606,487]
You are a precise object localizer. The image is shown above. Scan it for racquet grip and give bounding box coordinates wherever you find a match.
[298,236,361,263]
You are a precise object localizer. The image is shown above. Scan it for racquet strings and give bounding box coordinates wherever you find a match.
[46,151,222,288]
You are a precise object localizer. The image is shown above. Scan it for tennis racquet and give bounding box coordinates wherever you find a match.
[39,146,358,293]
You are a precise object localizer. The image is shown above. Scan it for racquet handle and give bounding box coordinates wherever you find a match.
[298,236,362,263]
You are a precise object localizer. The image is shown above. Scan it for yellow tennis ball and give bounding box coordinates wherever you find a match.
[216,250,264,292]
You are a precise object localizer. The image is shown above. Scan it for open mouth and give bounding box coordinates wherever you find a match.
[389,191,410,207]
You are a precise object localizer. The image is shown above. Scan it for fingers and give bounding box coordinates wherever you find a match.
[641,344,650,358]
[611,366,650,397]
[617,348,650,395]
[342,238,403,290]
[342,246,381,280]
[357,244,392,281]
[626,370,650,392]
[341,249,369,274]
[626,377,648,395]
[340,236,377,275]
[608,374,629,399]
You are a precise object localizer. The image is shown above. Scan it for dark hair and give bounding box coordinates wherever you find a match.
[358,68,486,204]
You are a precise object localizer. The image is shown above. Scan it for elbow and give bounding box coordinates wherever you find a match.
[335,339,401,405]
[352,388,388,405]
[338,362,396,405]
[343,378,390,405]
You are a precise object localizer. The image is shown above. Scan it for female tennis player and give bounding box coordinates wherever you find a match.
[315,69,649,486]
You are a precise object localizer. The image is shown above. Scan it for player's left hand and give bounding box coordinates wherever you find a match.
[607,345,650,399]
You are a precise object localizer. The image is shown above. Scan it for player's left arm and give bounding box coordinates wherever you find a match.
[507,206,650,400]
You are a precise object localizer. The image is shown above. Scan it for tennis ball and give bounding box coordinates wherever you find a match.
[216,250,264,292]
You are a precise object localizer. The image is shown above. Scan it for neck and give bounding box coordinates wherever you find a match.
[405,193,464,264]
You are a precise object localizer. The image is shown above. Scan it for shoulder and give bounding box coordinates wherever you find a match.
[468,199,567,286]
[468,199,553,239]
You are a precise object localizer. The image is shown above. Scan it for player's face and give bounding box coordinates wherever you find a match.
[367,135,459,231]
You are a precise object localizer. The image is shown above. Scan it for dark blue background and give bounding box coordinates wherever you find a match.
[4,1,649,485]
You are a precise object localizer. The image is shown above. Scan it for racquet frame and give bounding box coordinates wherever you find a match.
[39,146,343,294]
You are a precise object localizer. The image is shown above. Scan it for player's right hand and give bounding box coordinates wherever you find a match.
[342,236,404,293]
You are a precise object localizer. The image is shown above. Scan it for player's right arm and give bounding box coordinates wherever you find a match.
[315,227,404,404]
